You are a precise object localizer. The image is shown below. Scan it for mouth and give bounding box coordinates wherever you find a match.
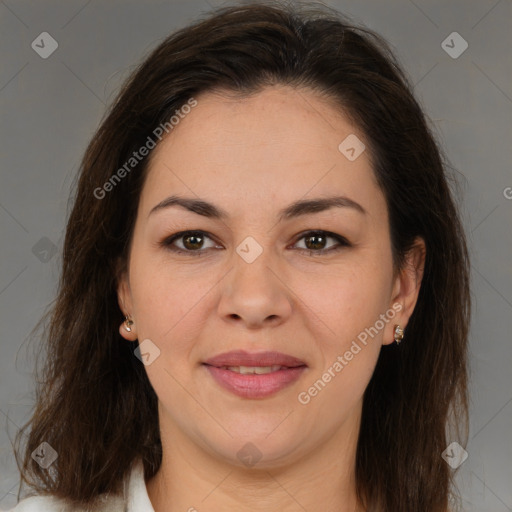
[204,350,307,368]
[212,365,291,374]
[202,350,308,399]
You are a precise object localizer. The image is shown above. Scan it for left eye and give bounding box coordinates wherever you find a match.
[293,230,350,254]
[160,230,350,256]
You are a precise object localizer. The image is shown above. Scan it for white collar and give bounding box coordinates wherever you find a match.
[125,458,155,512]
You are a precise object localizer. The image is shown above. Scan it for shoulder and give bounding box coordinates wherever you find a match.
[5,457,145,512]
[4,495,69,512]
[5,493,126,512]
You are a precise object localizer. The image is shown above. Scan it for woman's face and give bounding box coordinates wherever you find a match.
[118,85,421,469]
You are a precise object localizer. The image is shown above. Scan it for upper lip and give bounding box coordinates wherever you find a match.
[203,350,307,368]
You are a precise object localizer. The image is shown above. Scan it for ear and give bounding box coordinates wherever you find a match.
[383,237,426,345]
[116,258,137,341]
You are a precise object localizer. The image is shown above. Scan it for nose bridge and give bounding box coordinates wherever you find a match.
[232,233,278,298]
[217,233,291,326]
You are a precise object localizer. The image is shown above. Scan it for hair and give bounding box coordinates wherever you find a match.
[11,1,470,511]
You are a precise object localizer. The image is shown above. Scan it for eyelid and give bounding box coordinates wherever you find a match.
[160,230,220,255]
[160,229,351,256]
[291,230,351,254]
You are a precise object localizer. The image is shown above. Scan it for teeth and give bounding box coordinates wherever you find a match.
[225,365,283,374]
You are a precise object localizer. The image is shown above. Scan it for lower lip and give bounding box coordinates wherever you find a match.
[204,364,307,399]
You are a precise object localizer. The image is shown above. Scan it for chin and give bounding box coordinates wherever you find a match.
[198,427,309,470]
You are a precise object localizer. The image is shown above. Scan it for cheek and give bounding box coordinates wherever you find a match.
[307,260,392,349]
[297,275,385,419]
[299,257,392,410]
[128,251,218,364]
[307,350,379,423]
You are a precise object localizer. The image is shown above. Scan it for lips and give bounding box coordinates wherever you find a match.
[203,350,307,368]
[202,350,307,399]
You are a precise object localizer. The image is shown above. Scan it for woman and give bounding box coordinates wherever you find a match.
[8,1,470,511]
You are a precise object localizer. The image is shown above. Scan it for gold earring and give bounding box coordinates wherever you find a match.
[394,324,404,344]
[124,315,134,332]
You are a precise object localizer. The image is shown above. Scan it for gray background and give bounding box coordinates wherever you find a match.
[0,0,511,510]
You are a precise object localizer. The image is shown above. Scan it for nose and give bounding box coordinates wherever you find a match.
[217,249,292,330]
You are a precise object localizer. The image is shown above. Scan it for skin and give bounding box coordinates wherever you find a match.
[117,85,425,512]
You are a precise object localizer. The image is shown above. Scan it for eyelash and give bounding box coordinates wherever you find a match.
[160,230,351,257]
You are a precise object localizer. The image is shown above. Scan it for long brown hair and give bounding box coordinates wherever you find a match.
[12,1,470,510]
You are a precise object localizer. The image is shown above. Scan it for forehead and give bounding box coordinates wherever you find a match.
[139,85,385,221]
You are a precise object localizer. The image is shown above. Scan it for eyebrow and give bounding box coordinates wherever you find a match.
[148,194,366,221]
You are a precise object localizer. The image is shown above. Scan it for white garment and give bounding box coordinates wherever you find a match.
[3,458,154,512]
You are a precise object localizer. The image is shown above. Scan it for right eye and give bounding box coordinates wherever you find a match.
[160,230,220,256]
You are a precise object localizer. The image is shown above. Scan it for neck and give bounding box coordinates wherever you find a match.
[146,404,363,512]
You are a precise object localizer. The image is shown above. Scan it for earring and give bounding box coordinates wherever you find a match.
[124,315,134,332]
[394,324,404,345]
